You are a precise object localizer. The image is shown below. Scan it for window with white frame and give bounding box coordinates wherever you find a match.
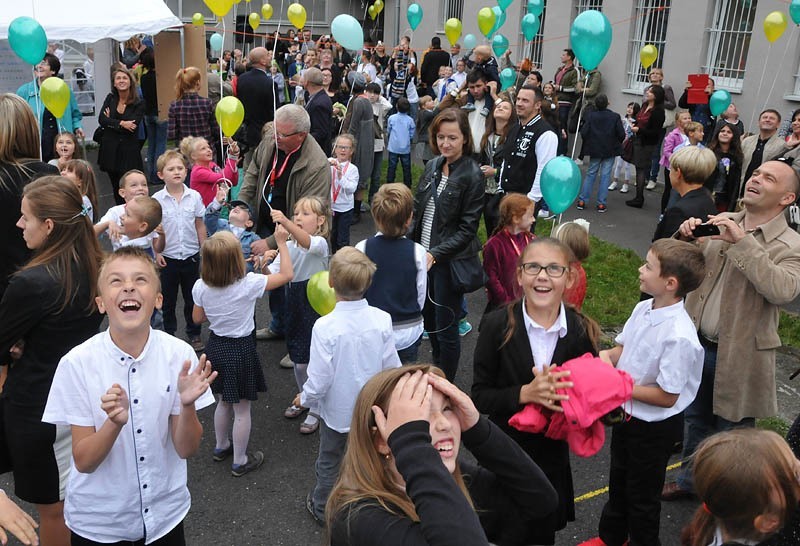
[439,0,465,31]
[626,0,671,92]
[518,0,547,70]
[702,0,757,92]
[574,0,603,17]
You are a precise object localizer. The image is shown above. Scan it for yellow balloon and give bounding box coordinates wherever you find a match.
[203,0,233,17]
[261,3,273,20]
[374,0,384,14]
[215,96,245,138]
[248,12,260,31]
[764,11,788,43]
[306,271,336,316]
[233,0,241,3]
[191,13,204,27]
[368,5,377,20]
[444,18,462,47]
[477,7,496,38]
[639,44,658,69]
[40,77,70,119]
[287,3,307,29]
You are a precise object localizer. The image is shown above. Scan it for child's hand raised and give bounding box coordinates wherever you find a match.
[101,383,129,426]
[107,221,122,241]
[215,184,228,204]
[177,354,217,407]
[372,370,432,441]
[271,209,288,225]
[427,373,479,431]
[274,224,289,244]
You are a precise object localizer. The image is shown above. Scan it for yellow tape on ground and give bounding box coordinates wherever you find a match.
[573,461,682,503]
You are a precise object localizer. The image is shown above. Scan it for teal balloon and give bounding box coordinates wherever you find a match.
[498,0,513,10]
[463,33,477,49]
[491,5,506,34]
[540,157,582,215]
[791,0,800,25]
[709,89,732,117]
[209,32,223,51]
[331,15,364,51]
[570,9,612,71]
[521,13,540,40]
[492,34,510,57]
[499,67,516,90]
[407,3,423,31]
[8,17,48,65]
[527,0,544,16]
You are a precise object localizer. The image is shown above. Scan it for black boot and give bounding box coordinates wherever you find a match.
[626,178,645,208]
[353,200,361,224]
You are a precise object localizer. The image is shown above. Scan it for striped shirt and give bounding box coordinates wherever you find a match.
[420,174,448,250]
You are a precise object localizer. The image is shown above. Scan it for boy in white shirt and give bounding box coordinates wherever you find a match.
[43,247,216,545]
[153,151,207,352]
[293,247,401,525]
[588,239,706,546]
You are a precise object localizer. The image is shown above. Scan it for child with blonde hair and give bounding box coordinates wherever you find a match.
[61,159,98,223]
[270,196,331,434]
[329,134,359,252]
[180,136,239,206]
[192,229,294,476]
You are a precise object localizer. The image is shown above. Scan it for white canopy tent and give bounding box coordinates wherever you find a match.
[0,0,182,42]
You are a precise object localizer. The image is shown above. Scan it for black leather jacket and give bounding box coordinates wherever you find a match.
[411,155,483,262]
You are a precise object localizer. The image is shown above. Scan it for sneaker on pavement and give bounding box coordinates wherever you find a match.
[461,103,476,112]
[255,327,283,341]
[306,493,324,527]
[620,183,630,193]
[212,444,233,462]
[422,330,429,340]
[458,319,472,337]
[645,180,657,191]
[597,204,607,213]
[608,181,619,191]
[231,450,265,477]
[576,200,586,210]
[190,336,205,352]
[279,353,294,369]
[661,481,695,501]
[284,404,308,419]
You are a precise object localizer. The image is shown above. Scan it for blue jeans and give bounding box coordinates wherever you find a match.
[368,150,384,203]
[310,419,348,520]
[387,152,412,187]
[423,262,462,381]
[144,115,168,185]
[676,342,755,491]
[578,157,615,206]
[331,208,353,252]
[160,254,201,338]
[396,334,422,364]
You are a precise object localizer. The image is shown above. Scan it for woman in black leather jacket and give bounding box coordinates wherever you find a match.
[410,108,483,381]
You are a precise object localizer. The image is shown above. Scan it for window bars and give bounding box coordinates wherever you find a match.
[626,0,671,92]
[702,0,758,92]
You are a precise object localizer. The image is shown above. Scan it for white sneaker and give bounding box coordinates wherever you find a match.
[608,181,619,191]
[537,208,551,219]
[279,354,294,369]
[645,180,657,191]
[620,183,630,193]
[574,158,583,166]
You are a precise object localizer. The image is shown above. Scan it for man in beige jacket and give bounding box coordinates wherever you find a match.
[662,158,800,500]
[739,109,785,197]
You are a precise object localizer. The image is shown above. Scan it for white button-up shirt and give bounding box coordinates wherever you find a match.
[300,299,401,433]
[153,187,205,260]
[615,299,704,422]
[192,273,268,338]
[43,330,215,544]
[522,300,568,371]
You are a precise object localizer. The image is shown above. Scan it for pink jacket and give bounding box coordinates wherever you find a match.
[508,353,634,457]
[190,158,239,206]
[660,127,689,169]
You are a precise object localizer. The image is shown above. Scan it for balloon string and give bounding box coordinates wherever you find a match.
[763,26,795,115]
[261,0,286,210]
[32,67,42,161]
[570,73,589,159]
[748,42,771,132]
[219,17,226,151]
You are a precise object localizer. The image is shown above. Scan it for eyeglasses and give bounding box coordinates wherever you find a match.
[334,145,352,150]
[520,262,568,277]
[276,130,303,139]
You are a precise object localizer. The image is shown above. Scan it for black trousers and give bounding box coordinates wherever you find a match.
[160,254,201,338]
[71,521,185,546]
[598,412,683,546]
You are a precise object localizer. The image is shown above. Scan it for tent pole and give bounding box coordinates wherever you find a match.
[179,26,185,68]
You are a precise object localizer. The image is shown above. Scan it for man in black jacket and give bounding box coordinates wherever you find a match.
[302,67,332,156]
[237,47,277,169]
[420,37,452,98]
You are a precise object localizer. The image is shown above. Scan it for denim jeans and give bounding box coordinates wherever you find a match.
[310,420,348,520]
[144,115,168,185]
[387,152,412,187]
[676,343,755,492]
[331,208,353,252]
[423,262,462,381]
[396,334,422,364]
[578,157,615,206]
[160,254,201,338]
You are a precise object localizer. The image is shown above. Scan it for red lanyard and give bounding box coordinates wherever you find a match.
[269,143,302,190]
[331,161,350,203]
[505,229,531,257]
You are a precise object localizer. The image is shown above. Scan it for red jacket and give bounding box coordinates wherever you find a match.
[508,353,633,457]
[190,158,239,206]
[482,229,534,309]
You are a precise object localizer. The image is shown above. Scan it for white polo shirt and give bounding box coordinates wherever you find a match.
[615,299,704,422]
[192,273,269,338]
[43,329,215,544]
[153,187,205,260]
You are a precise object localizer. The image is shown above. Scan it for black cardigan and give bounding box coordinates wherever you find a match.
[330,417,558,546]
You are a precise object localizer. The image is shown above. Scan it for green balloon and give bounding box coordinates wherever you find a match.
[499,67,516,91]
[8,17,48,65]
[570,9,612,71]
[407,3,423,31]
[540,157,582,215]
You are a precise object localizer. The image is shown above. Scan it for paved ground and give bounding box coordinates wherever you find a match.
[2,157,799,545]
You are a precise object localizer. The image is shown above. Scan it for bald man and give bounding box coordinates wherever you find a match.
[663,158,800,500]
[236,46,278,168]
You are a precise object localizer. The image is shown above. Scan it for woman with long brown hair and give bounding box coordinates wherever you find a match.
[97,66,145,204]
[0,176,103,546]
[327,365,556,545]
[479,92,518,237]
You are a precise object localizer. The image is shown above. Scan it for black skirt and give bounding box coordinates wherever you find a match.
[206,331,266,403]
[286,280,321,364]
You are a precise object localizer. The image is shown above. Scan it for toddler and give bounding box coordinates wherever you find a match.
[180,136,239,206]
[205,185,262,272]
